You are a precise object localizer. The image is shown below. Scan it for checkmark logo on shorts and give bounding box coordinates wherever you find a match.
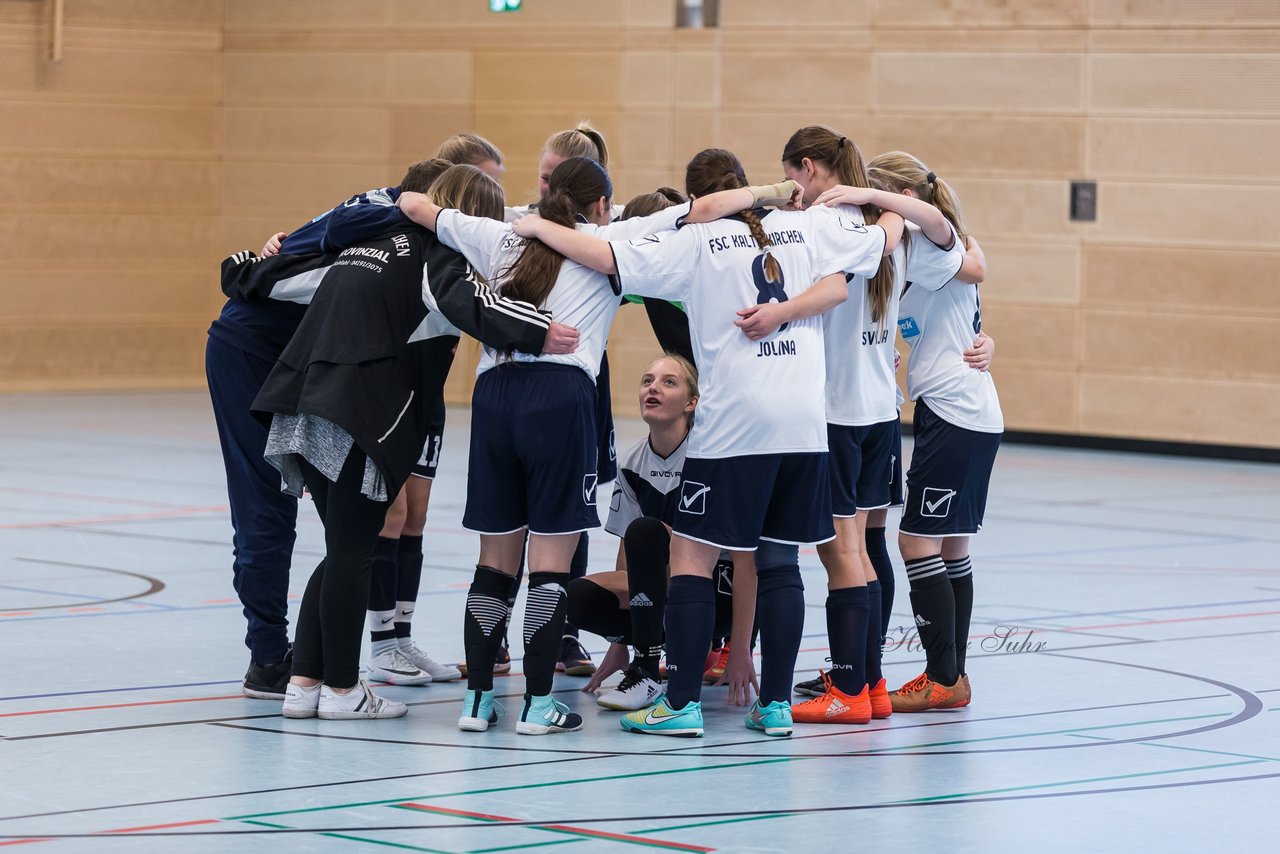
[920,487,955,518]
[679,481,709,515]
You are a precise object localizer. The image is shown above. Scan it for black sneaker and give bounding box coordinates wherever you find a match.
[793,657,832,697]
[243,649,292,700]
[555,635,596,676]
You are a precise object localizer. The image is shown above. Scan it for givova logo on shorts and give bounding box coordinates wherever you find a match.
[678,481,710,515]
[920,487,955,518]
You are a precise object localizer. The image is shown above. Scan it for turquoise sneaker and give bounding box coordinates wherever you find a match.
[620,696,704,738]
[458,689,503,732]
[516,694,583,735]
[745,699,793,737]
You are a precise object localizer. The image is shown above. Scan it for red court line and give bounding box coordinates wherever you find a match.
[0,612,34,617]
[0,694,244,719]
[104,819,221,834]
[398,803,713,852]
[0,506,228,531]
[0,839,48,848]
[1064,609,1280,632]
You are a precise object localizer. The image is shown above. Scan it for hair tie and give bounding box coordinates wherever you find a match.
[926,171,936,185]
[838,136,847,148]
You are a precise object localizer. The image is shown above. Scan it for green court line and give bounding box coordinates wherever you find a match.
[882,759,1264,804]
[469,838,588,853]
[856,712,1229,753]
[632,812,790,834]
[1133,741,1280,763]
[240,819,454,853]
[227,757,792,821]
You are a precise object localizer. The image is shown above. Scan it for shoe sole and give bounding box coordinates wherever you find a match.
[792,686,823,698]
[458,716,492,732]
[425,671,463,682]
[621,723,702,737]
[494,663,512,674]
[515,722,582,735]
[791,714,871,725]
[244,688,288,700]
[317,709,407,720]
[281,707,317,719]
[597,695,660,711]
[746,724,793,736]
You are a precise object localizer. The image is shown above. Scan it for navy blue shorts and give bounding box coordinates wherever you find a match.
[463,363,601,536]
[410,399,446,480]
[596,349,617,483]
[827,419,899,515]
[888,417,904,508]
[899,400,1001,538]
[673,453,834,551]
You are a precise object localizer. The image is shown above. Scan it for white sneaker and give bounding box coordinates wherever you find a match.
[282,682,320,718]
[596,666,663,711]
[367,647,432,686]
[318,679,407,720]
[399,640,462,682]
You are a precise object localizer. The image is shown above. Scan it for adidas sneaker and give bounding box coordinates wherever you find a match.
[281,681,320,719]
[317,679,407,720]
[596,665,662,711]
[516,694,583,735]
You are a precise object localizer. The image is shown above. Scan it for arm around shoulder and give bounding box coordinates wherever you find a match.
[954,237,986,284]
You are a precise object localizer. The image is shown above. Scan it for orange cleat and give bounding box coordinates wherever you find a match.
[869,677,892,719]
[703,645,730,683]
[790,672,872,724]
[953,674,972,707]
[889,672,967,712]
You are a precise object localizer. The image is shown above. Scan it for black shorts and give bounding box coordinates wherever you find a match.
[673,453,835,551]
[596,350,617,483]
[899,400,1001,538]
[463,363,601,536]
[827,419,899,515]
[410,400,446,480]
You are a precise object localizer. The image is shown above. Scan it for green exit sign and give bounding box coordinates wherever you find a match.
[490,0,522,11]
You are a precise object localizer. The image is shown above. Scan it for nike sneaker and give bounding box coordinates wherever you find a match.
[398,640,462,682]
[744,699,794,736]
[620,696,704,737]
[367,647,432,686]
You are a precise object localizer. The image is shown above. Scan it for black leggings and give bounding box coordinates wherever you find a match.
[292,449,389,688]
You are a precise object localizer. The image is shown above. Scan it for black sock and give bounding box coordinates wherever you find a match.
[562,534,589,638]
[825,585,869,695]
[393,534,423,639]
[711,559,734,650]
[945,557,974,676]
[522,572,568,697]
[623,517,669,676]
[664,575,715,709]
[756,563,805,705]
[905,555,958,686]
[503,551,526,646]
[464,565,512,691]
[866,580,883,686]
[367,536,399,643]
[565,577,631,645]
[865,526,894,642]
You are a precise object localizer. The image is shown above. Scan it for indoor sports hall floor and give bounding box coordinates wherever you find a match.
[1,392,1277,852]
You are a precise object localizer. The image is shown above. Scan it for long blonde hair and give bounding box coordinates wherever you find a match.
[782,125,896,326]
[544,121,609,168]
[867,151,971,249]
[427,164,504,222]
[435,132,505,169]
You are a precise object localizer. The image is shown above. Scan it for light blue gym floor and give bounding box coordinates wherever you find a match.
[1,392,1278,852]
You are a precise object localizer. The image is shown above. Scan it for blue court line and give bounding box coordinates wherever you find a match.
[999,595,1280,625]
[0,680,243,703]
[0,582,101,601]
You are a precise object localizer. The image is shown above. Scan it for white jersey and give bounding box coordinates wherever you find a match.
[436,202,690,380]
[604,435,688,535]
[505,203,626,224]
[897,233,1003,433]
[824,219,963,426]
[610,206,887,459]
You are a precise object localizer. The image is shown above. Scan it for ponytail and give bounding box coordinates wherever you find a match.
[500,157,612,310]
[685,148,781,282]
[867,151,971,248]
[543,121,610,168]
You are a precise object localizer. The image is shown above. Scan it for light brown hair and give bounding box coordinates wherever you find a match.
[544,122,609,168]
[399,158,452,194]
[434,132,505,169]
[621,187,685,220]
[427,164,504,222]
[867,151,971,248]
[684,148,781,282]
[782,126,897,325]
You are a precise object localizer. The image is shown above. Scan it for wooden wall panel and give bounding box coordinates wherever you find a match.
[1,1,1275,449]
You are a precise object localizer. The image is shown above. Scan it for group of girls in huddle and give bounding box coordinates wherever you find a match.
[220,117,1001,737]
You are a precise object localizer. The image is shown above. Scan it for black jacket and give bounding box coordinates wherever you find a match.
[221,223,550,494]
